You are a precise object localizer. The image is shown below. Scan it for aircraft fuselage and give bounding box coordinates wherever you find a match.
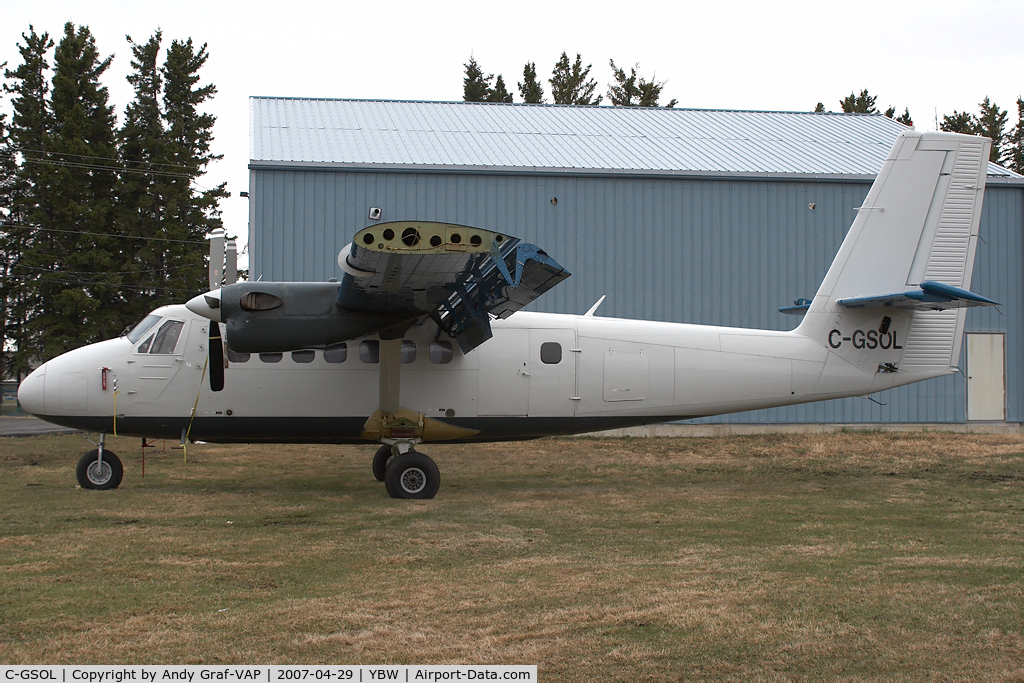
[18,303,935,444]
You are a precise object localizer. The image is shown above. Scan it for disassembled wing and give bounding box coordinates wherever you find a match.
[187,221,570,354]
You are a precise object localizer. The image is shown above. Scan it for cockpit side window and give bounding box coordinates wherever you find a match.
[150,320,185,354]
[137,334,154,354]
[126,314,161,343]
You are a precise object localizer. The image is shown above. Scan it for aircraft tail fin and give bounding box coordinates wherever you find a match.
[796,131,992,392]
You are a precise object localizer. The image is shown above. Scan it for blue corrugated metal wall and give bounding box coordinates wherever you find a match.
[248,168,1023,423]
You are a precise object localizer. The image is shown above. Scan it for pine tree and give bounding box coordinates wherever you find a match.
[813,102,825,113]
[159,37,227,301]
[840,89,878,114]
[895,108,913,126]
[117,31,168,322]
[939,110,978,135]
[518,62,544,104]
[607,60,676,107]
[2,28,54,376]
[976,96,1008,163]
[1007,97,1024,175]
[463,56,492,102]
[487,74,513,103]
[26,23,123,361]
[549,52,601,105]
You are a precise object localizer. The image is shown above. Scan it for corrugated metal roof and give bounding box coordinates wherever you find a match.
[250,97,1019,178]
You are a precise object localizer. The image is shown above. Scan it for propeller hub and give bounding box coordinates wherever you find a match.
[186,289,222,322]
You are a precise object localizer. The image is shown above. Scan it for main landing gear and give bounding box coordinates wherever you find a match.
[362,338,476,499]
[373,444,441,499]
[76,433,123,490]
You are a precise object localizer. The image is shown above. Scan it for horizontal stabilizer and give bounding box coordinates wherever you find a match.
[779,298,811,315]
[837,280,998,311]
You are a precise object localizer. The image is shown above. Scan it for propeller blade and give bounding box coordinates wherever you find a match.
[209,323,225,392]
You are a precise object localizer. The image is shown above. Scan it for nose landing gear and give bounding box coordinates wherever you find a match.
[76,433,123,490]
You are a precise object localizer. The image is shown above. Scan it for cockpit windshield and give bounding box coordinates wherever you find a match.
[125,314,161,343]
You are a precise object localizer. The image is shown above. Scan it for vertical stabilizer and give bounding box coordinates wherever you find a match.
[796,131,991,397]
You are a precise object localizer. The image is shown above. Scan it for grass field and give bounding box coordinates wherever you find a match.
[1,431,1022,678]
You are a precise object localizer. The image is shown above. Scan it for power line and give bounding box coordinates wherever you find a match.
[14,262,203,277]
[12,145,204,172]
[0,221,208,245]
[2,272,201,294]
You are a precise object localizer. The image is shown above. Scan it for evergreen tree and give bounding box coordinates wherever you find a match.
[607,60,676,107]
[549,52,601,105]
[813,102,825,113]
[518,62,544,103]
[486,74,513,103]
[2,28,54,376]
[0,105,14,380]
[840,89,878,114]
[116,31,167,322]
[25,22,122,361]
[1007,97,1024,175]
[463,56,492,102]
[976,96,1008,163]
[939,110,978,135]
[894,108,913,126]
[159,37,227,301]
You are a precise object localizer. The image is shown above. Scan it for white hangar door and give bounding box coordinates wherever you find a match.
[477,328,529,416]
[966,333,1005,421]
[528,329,577,418]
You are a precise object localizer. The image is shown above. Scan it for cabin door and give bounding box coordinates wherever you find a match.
[528,329,577,417]
[126,317,188,404]
[476,328,530,416]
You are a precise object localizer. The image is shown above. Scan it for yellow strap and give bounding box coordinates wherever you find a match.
[183,355,209,464]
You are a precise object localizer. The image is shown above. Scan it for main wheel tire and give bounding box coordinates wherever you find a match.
[372,444,394,482]
[76,449,123,490]
[384,451,440,499]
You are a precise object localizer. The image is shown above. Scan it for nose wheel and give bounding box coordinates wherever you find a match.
[76,448,123,489]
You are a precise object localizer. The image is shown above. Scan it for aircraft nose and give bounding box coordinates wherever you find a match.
[186,288,222,322]
[18,364,46,416]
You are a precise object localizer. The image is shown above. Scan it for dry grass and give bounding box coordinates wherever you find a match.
[1,431,1022,678]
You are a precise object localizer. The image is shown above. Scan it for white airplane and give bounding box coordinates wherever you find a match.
[18,131,998,499]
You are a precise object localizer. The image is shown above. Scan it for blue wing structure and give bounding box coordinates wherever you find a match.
[213,222,570,354]
[837,281,998,311]
[340,223,570,352]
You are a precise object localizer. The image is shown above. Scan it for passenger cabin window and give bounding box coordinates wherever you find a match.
[150,320,185,354]
[227,348,249,363]
[400,340,416,364]
[324,343,347,363]
[292,350,315,364]
[259,352,283,363]
[359,340,379,363]
[540,342,562,364]
[429,341,454,364]
[126,314,161,343]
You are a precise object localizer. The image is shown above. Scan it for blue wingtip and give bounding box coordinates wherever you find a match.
[920,281,999,306]
[779,298,811,315]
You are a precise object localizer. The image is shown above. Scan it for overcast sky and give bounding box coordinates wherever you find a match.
[3,0,1023,270]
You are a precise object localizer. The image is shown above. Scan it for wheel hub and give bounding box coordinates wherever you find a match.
[400,467,427,494]
[87,461,112,486]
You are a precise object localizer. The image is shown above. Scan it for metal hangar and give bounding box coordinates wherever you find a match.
[246,98,1024,426]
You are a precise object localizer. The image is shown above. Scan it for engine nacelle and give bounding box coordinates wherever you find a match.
[216,282,414,353]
